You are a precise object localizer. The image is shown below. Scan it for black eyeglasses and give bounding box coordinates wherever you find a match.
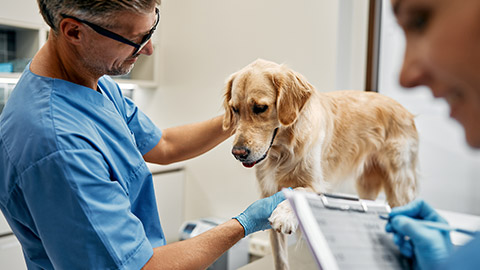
[61,7,160,56]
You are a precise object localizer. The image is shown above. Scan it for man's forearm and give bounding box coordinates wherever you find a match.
[144,115,234,165]
[143,219,244,270]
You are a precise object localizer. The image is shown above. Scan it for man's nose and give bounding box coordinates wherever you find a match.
[139,39,154,56]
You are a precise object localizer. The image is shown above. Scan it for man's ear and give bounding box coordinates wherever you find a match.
[59,18,83,44]
[271,66,313,126]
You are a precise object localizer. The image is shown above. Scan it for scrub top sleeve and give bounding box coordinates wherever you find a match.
[18,149,153,270]
[123,97,162,155]
[440,235,480,270]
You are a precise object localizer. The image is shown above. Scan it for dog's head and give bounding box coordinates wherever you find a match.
[222,59,313,168]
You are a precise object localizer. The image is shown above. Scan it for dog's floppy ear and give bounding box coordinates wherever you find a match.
[222,73,237,131]
[271,66,313,126]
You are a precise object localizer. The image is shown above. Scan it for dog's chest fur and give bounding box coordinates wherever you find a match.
[255,94,331,197]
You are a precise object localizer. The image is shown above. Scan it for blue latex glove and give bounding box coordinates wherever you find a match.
[386,199,453,270]
[234,190,286,237]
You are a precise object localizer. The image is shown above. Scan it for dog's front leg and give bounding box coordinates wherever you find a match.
[268,187,314,269]
[270,230,289,270]
[268,192,299,270]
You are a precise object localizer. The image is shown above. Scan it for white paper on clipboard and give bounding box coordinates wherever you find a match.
[283,189,412,270]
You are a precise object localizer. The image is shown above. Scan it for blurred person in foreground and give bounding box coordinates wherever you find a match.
[386,0,480,269]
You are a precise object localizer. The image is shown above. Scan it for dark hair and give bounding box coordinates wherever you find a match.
[37,0,161,33]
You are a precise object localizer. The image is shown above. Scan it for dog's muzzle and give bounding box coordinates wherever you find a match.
[232,128,279,168]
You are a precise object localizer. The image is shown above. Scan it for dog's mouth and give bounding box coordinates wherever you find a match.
[242,154,267,168]
[242,162,255,168]
[240,128,278,168]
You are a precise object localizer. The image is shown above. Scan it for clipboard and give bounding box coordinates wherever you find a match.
[283,189,412,270]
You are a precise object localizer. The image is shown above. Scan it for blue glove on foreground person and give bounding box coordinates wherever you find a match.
[234,190,286,236]
[385,199,453,270]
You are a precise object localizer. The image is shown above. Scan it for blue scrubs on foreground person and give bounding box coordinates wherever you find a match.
[386,0,480,269]
[0,0,287,269]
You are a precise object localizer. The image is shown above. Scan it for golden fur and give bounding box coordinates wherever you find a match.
[223,59,418,269]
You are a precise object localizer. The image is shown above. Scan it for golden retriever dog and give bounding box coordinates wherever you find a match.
[222,59,418,269]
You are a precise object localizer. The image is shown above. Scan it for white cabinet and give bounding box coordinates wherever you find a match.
[152,169,186,244]
[0,20,47,78]
[0,211,12,235]
[0,213,26,269]
[0,234,27,270]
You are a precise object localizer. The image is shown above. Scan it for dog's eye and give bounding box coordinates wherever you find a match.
[232,107,239,114]
[253,104,268,114]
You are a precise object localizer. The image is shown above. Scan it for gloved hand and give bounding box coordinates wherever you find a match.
[386,199,453,270]
[233,190,287,237]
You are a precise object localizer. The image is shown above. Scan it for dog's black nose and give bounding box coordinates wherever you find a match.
[232,146,250,161]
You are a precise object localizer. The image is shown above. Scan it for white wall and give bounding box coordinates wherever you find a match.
[144,0,369,221]
[0,0,45,27]
[378,1,480,215]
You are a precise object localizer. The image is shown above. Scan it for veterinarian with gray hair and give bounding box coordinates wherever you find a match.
[385,0,480,269]
[0,0,286,269]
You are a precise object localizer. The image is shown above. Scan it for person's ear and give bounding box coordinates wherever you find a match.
[59,18,83,44]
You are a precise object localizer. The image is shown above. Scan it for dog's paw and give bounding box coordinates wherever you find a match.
[269,200,298,234]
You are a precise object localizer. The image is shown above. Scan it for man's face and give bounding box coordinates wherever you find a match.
[79,8,158,77]
[392,0,480,147]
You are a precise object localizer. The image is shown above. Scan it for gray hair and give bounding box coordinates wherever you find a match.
[37,0,160,33]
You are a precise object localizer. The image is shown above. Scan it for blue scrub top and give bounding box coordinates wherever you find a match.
[0,65,165,269]
[439,234,480,270]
